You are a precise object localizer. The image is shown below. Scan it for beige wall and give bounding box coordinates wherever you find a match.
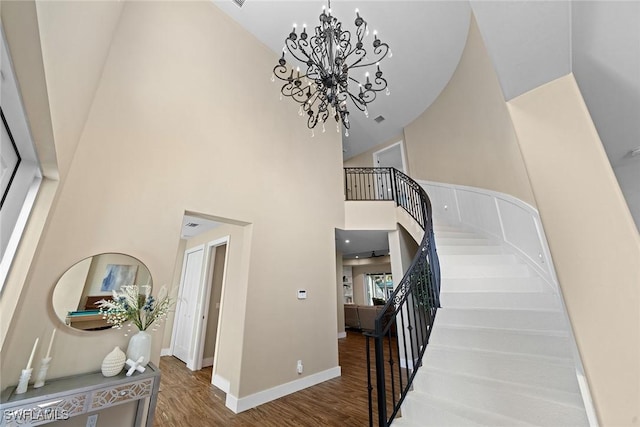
[1,1,344,409]
[508,74,640,426]
[403,16,535,206]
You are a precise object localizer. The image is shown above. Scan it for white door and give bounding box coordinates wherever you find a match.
[373,141,406,199]
[172,246,204,365]
[374,141,406,171]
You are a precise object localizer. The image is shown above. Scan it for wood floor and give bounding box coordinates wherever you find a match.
[154,331,376,426]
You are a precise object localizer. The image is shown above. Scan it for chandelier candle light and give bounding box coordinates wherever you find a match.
[273,1,390,137]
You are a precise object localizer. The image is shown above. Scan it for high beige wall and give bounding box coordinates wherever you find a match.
[508,74,640,426]
[1,0,344,409]
[403,16,535,206]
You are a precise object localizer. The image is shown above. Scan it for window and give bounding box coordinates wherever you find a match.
[0,26,43,291]
[365,273,393,305]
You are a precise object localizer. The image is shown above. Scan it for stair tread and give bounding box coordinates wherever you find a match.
[403,392,535,426]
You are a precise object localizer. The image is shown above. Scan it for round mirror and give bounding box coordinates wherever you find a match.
[52,253,152,331]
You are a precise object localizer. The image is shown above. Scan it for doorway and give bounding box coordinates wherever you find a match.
[373,141,407,172]
[170,237,229,376]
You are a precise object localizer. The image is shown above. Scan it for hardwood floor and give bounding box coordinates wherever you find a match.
[154,331,376,426]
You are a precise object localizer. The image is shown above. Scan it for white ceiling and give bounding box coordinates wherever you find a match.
[181,214,221,239]
[335,229,389,259]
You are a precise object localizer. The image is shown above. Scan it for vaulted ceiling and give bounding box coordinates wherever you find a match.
[215,0,639,228]
[3,0,638,230]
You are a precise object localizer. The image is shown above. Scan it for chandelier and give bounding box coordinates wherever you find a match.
[272,1,390,136]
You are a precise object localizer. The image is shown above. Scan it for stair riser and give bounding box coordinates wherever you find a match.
[429,327,574,360]
[436,238,493,246]
[439,254,518,266]
[441,264,532,279]
[441,277,546,293]
[439,292,561,310]
[435,308,568,332]
[436,245,504,255]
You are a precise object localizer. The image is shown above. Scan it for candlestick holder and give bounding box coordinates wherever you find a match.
[33,357,52,388]
[15,368,33,394]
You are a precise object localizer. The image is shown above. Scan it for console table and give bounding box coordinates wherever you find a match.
[0,363,160,426]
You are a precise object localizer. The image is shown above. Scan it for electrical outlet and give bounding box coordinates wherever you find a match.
[87,414,98,427]
[296,360,303,374]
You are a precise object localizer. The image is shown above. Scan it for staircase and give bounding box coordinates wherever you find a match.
[394,225,590,426]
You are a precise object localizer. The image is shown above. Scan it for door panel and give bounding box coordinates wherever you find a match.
[173,247,204,364]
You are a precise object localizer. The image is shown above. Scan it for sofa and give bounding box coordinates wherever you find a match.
[344,304,390,332]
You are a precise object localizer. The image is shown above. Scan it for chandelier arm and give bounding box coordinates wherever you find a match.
[348,46,389,69]
[285,39,314,67]
[281,81,313,105]
[346,91,367,112]
[346,76,388,94]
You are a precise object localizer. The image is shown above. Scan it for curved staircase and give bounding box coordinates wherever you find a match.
[395,225,590,426]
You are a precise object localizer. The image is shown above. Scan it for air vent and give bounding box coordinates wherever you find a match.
[185,222,199,228]
[374,115,385,123]
[232,0,246,7]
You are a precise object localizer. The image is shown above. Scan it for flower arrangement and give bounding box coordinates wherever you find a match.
[97,285,172,333]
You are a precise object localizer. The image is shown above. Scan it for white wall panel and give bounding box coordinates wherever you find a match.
[457,189,501,238]
[420,180,557,292]
[423,183,460,225]
[497,198,550,279]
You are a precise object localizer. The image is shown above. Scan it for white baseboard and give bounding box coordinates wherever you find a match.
[160,348,172,357]
[337,332,347,339]
[202,357,214,368]
[212,374,230,393]
[226,366,341,414]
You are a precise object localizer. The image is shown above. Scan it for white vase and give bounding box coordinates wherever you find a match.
[126,331,151,367]
[101,346,126,377]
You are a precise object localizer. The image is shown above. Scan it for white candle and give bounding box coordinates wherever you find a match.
[26,338,39,370]
[45,329,56,359]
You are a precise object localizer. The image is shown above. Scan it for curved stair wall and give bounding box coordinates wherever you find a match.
[419,180,557,292]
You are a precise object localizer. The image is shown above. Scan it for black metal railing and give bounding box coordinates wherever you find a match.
[344,167,441,426]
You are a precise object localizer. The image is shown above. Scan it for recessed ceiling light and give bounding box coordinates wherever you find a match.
[355,255,359,259]
[345,239,350,243]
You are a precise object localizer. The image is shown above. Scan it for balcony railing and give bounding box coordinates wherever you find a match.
[344,167,441,426]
